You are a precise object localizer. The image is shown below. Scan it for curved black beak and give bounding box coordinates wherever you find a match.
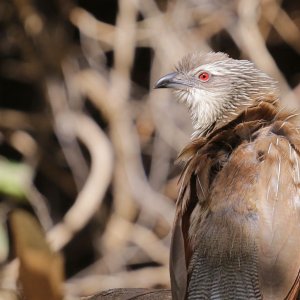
[155,72,178,89]
[154,72,189,89]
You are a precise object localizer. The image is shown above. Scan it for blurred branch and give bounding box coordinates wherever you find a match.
[75,70,175,224]
[46,79,89,190]
[47,113,113,251]
[70,7,115,48]
[228,0,298,107]
[0,110,51,132]
[67,266,169,296]
[262,0,300,54]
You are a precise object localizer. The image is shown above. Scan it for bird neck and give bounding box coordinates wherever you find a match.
[191,94,279,138]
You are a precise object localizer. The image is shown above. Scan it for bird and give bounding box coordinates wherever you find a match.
[155,52,300,300]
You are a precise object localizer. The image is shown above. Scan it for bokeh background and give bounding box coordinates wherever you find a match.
[0,0,300,298]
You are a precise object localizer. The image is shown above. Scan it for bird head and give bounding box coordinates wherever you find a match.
[155,52,279,136]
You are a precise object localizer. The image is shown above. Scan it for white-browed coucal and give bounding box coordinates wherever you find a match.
[155,52,300,300]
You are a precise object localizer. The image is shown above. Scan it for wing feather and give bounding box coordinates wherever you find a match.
[172,103,300,299]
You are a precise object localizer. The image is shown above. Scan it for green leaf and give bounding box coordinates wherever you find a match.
[0,159,33,198]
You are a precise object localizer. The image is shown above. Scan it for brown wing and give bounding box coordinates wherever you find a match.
[170,103,300,299]
[199,122,300,299]
[170,133,211,300]
[255,121,300,299]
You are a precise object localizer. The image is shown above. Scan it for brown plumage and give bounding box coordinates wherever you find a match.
[155,52,300,299]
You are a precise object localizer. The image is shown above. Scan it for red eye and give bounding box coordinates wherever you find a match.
[198,72,210,82]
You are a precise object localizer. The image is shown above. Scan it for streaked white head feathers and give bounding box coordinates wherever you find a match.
[155,52,279,137]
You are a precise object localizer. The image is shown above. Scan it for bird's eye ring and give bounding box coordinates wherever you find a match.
[198,72,210,82]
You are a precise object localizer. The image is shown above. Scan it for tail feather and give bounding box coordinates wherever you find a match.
[187,250,262,299]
